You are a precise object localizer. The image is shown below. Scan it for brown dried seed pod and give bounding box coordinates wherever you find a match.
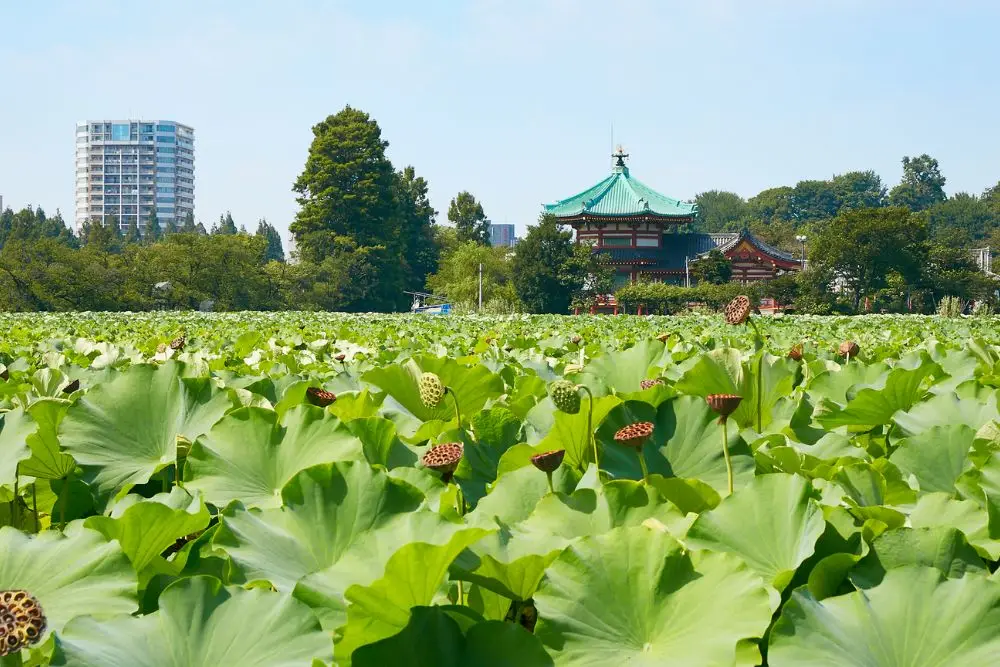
[838,340,860,358]
[613,421,655,449]
[706,393,743,418]
[723,295,751,325]
[305,387,337,407]
[421,442,464,476]
[530,449,565,473]
[788,344,803,361]
[640,378,665,390]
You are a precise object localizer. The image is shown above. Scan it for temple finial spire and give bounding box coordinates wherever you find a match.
[613,145,629,168]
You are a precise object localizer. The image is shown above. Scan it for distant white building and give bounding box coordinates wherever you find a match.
[75,120,194,232]
[489,222,516,247]
[972,247,993,275]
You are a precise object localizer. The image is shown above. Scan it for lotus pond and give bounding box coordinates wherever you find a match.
[2,311,1000,665]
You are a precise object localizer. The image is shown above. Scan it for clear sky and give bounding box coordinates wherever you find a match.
[2,0,999,246]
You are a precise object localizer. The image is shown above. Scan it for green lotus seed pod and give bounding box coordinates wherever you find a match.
[549,380,581,414]
[419,372,446,408]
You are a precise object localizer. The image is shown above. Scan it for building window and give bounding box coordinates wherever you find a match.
[141,124,154,133]
[157,157,176,164]
[156,124,175,133]
[111,124,130,141]
[636,237,659,247]
[156,135,176,143]
[158,146,176,153]
[602,236,632,247]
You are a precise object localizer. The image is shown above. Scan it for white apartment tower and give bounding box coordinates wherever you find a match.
[75,120,194,232]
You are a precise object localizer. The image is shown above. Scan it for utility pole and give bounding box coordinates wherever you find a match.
[795,235,807,270]
[478,263,483,311]
[684,256,690,288]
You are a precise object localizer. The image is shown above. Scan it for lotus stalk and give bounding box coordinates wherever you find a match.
[549,380,599,470]
[725,295,764,432]
[706,394,743,495]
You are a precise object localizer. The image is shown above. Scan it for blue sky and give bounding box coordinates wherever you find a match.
[2,1,999,247]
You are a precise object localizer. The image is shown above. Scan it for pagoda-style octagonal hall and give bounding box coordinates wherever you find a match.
[545,149,801,289]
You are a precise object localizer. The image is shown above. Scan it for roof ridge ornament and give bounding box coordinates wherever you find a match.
[612,145,629,172]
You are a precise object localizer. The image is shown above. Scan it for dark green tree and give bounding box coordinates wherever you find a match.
[181,211,197,233]
[123,218,142,245]
[789,180,840,222]
[291,106,400,258]
[926,193,992,241]
[164,216,178,235]
[255,219,285,262]
[889,154,947,211]
[809,207,928,311]
[689,249,732,284]
[832,171,887,210]
[215,212,238,235]
[693,191,748,232]
[747,186,794,223]
[511,215,590,313]
[448,191,490,245]
[395,166,440,289]
[145,210,161,243]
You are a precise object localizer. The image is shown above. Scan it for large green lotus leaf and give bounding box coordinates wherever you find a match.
[0,406,34,486]
[674,348,797,430]
[534,526,774,667]
[354,608,552,667]
[18,398,76,480]
[52,575,333,667]
[0,522,136,642]
[85,487,210,578]
[804,360,888,405]
[345,416,418,469]
[469,461,578,530]
[455,407,525,504]
[535,394,622,469]
[888,424,975,494]
[216,461,460,593]
[334,528,490,665]
[186,405,365,509]
[362,357,504,437]
[817,361,939,429]
[59,362,231,506]
[894,389,1000,436]
[850,527,987,589]
[909,492,1000,560]
[576,339,665,395]
[685,473,825,591]
[769,567,1000,666]
[450,521,562,601]
[598,396,754,492]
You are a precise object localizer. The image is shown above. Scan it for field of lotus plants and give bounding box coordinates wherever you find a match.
[2,308,1000,665]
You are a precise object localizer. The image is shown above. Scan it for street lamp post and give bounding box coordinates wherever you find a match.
[795,235,807,270]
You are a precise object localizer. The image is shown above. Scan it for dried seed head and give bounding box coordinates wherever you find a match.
[530,449,565,473]
[0,590,46,657]
[640,378,665,391]
[334,353,347,362]
[156,343,167,354]
[169,335,186,351]
[838,340,860,358]
[614,421,655,449]
[724,295,751,325]
[0,369,8,382]
[62,379,80,394]
[706,393,743,418]
[421,442,464,477]
[656,333,670,343]
[570,335,582,345]
[306,387,336,407]
[548,380,581,414]
[788,344,803,361]
[418,372,446,408]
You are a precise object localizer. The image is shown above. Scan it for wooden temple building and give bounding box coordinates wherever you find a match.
[545,149,802,296]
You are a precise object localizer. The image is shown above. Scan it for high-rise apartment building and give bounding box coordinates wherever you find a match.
[489,222,516,247]
[75,120,194,232]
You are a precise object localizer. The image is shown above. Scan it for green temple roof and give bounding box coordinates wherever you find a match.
[545,150,697,220]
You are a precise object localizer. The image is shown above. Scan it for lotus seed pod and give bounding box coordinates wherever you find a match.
[706,393,743,418]
[169,335,186,351]
[838,340,860,358]
[570,335,582,345]
[0,590,46,657]
[418,372,446,408]
[62,379,80,394]
[549,380,581,414]
[334,353,347,362]
[563,363,583,375]
[614,422,655,449]
[788,344,803,361]
[640,378,665,390]
[530,449,565,473]
[306,387,336,407]
[156,342,167,354]
[421,442,464,477]
[724,295,751,325]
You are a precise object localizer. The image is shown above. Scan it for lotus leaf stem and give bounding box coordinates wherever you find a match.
[747,318,764,433]
[576,385,598,469]
[59,471,71,529]
[636,449,650,483]
[32,483,38,532]
[545,471,555,494]
[721,418,734,496]
[11,464,19,528]
[446,387,462,432]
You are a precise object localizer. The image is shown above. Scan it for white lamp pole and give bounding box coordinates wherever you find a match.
[795,235,807,269]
